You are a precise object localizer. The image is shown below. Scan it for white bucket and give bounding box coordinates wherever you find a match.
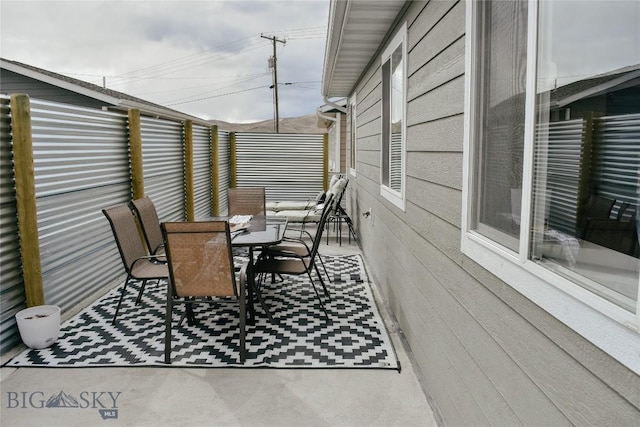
[15,305,61,349]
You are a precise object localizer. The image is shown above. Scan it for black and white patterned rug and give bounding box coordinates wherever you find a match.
[7,255,398,369]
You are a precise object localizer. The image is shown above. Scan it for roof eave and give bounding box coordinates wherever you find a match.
[1,58,122,106]
[321,0,407,98]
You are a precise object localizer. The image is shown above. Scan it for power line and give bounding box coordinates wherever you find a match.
[165,85,269,106]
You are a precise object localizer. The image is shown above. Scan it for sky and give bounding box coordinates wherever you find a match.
[0,0,330,123]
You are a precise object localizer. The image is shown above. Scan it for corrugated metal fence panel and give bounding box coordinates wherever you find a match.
[593,113,640,210]
[217,130,231,214]
[537,119,585,235]
[29,98,131,312]
[192,124,212,219]
[140,116,185,221]
[0,95,25,354]
[234,133,324,202]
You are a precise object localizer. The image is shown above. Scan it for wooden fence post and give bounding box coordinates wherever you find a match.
[576,111,595,229]
[11,94,45,307]
[229,132,237,188]
[184,120,195,221]
[211,125,219,216]
[128,109,144,199]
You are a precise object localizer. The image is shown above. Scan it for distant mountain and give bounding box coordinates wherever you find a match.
[211,113,325,134]
[46,391,80,408]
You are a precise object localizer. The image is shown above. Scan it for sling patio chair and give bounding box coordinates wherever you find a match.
[227,186,266,216]
[254,191,336,319]
[130,196,165,260]
[102,204,169,324]
[265,174,341,213]
[263,193,336,285]
[162,220,248,363]
[267,177,348,240]
[325,178,358,245]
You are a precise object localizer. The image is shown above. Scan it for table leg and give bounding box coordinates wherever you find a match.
[245,247,275,325]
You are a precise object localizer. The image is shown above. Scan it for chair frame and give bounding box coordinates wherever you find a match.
[255,194,337,319]
[162,220,248,363]
[267,193,336,285]
[102,204,168,324]
[130,196,165,258]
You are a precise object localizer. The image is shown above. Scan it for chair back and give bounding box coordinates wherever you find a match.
[130,196,164,254]
[330,177,348,214]
[102,204,148,274]
[307,193,336,266]
[227,187,266,216]
[161,221,237,298]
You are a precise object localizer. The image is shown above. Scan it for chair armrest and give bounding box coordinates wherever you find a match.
[281,237,312,253]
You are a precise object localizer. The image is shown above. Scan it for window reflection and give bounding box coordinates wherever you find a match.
[472,0,527,251]
[532,1,640,312]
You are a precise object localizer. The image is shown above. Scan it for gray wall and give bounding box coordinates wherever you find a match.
[0,69,109,109]
[349,1,639,425]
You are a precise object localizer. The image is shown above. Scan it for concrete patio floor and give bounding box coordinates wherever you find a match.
[1,227,438,427]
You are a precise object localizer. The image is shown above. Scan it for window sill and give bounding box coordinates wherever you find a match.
[462,231,640,375]
[380,185,405,211]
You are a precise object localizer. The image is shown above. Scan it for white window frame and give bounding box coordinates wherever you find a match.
[380,23,407,211]
[349,95,357,177]
[328,114,341,173]
[461,0,640,374]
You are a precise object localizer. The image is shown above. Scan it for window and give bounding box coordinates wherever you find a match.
[380,23,406,210]
[349,96,357,176]
[328,114,341,173]
[463,0,640,371]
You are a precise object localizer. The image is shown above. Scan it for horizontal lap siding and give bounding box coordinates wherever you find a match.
[353,0,639,425]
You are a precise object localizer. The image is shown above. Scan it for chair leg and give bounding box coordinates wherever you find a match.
[238,288,246,363]
[249,271,274,323]
[306,270,329,320]
[112,275,132,324]
[252,285,274,323]
[164,293,173,364]
[317,253,331,283]
[135,280,148,305]
[313,263,331,300]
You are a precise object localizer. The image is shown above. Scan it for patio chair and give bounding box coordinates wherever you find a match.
[162,221,248,363]
[264,193,336,285]
[265,174,340,213]
[227,186,266,216]
[325,178,358,245]
[269,177,348,239]
[254,192,336,319]
[102,204,169,324]
[130,196,165,259]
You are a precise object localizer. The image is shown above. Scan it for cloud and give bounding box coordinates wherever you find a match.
[0,0,329,122]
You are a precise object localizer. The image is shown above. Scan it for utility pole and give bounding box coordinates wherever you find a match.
[261,34,286,133]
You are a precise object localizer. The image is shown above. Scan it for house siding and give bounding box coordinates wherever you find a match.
[0,69,108,109]
[349,1,640,425]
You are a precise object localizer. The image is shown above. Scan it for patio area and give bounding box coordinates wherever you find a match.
[1,228,438,427]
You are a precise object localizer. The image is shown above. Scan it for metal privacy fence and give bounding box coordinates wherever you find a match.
[0,93,326,355]
[234,132,326,203]
[537,113,640,235]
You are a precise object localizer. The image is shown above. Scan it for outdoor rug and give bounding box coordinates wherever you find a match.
[7,255,399,369]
